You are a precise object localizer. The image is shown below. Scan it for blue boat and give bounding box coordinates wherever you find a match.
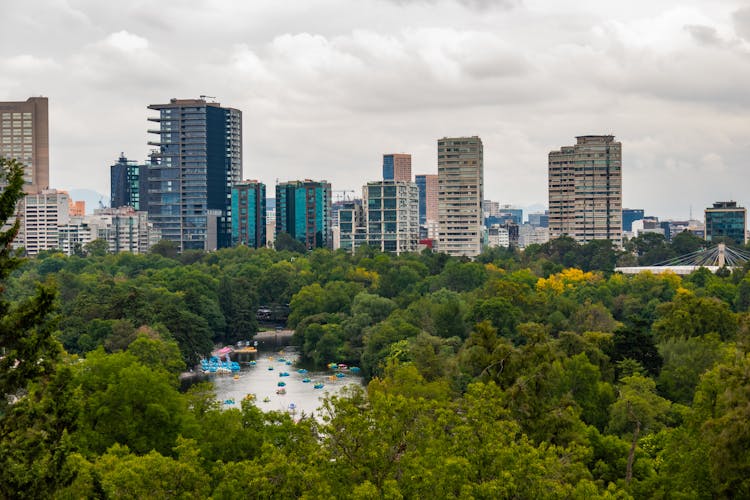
[249,361,257,366]
[297,368,308,374]
[277,381,286,387]
[313,383,324,389]
[349,366,361,373]
[279,372,290,377]
[302,378,311,383]
[268,366,274,371]
[336,372,346,378]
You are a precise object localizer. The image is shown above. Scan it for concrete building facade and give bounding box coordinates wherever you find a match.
[364,180,419,254]
[382,153,412,182]
[548,135,622,245]
[437,136,484,257]
[16,189,69,256]
[0,97,49,194]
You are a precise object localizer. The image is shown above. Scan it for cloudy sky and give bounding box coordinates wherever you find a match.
[2,0,749,219]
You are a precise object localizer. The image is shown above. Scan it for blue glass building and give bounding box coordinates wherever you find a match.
[110,153,148,210]
[622,208,644,232]
[415,175,427,225]
[231,181,266,248]
[275,180,331,250]
[147,98,242,251]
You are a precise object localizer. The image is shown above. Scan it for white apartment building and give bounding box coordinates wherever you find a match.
[364,180,419,254]
[437,136,484,257]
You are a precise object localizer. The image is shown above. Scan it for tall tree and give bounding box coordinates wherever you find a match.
[0,157,60,408]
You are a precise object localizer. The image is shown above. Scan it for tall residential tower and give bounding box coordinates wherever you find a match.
[437,136,483,257]
[147,98,242,251]
[0,97,49,193]
[548,135,622,245]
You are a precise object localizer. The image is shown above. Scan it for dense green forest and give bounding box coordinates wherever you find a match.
[3,167,750,497]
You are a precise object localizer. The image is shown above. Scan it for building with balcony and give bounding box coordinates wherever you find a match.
[437,136,484,257]
[364,180,419,254]
[146,97,242,251]
[548,135,622,245]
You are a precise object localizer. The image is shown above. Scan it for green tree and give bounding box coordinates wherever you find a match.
[149,239,180,259]
[0,157,60,408]
[275,231,306,253]
[83,238,109,257]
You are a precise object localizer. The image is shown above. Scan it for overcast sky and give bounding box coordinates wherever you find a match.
[2,0,749,219]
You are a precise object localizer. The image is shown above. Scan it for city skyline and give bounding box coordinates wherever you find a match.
[1,1,749,219]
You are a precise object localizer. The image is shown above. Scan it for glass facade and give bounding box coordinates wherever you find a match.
[147,99,242,251]
[110,153,147,211]
[622,209,644,232]
[364,180,419,254]
[382,155,394,180]
[275,180,332,249]
[705,202,747,245]
[231,181,266,248]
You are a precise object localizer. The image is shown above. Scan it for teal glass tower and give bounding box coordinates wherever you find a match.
[275,180,332,250]
[231,181,266,248]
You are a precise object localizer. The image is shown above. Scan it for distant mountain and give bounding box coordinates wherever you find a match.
[67,189,109,214]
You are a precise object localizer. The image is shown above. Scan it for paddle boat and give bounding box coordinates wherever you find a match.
[277,381,286,387]
[302,377,311,383]
[313,383,324,389]
[276,388,286,395]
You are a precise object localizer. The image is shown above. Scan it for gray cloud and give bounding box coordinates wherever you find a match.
[0,0,748,220]
[684,25,723,47]
[733,7,750,41]
[383,0,519,10]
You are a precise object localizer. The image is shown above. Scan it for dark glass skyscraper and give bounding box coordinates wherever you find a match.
[110,153,147,210]
[276,180,331,250]
[147,98,242,251]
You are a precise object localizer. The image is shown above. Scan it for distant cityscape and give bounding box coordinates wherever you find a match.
[1,96,747,257]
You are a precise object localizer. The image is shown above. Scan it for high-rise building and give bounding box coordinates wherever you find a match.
[276,180,331,250]
[548,135,622,245]
[337,200,366,253]
[622,208,644,233]
[15,189,69,256]
[705,201,747,245]
[0,97,49,193]
[364,180,419,254]
[437,136,484,257]
[147,98,242,251]
[383,153,412,182]
[231,180,266,248]
[111,153,148,211]
[415,174,438,226]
